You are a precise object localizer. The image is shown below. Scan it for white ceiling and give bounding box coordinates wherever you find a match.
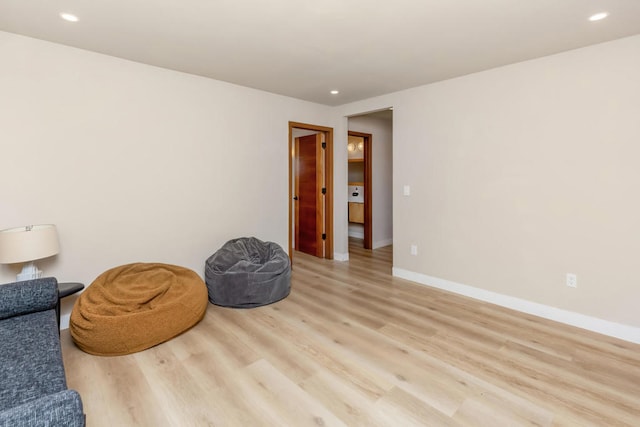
[1,0,639,106]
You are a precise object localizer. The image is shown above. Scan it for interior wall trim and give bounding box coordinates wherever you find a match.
[392,268,640,344]
[348,231,365,239]
[372,239,393,250]
[333,252,349,262]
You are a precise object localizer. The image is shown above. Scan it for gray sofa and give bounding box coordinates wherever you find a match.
[0,278,85,427]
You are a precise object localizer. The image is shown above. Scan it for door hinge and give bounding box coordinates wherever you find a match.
[321,142,326,149]
[321,187,326,195]
[322,233,327,240]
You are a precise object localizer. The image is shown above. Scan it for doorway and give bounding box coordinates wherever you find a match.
[288,122,334,262]
[347,131,372,249]
[347,109,393,253]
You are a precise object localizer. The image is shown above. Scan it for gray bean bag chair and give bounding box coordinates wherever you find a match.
[205,237,291,308]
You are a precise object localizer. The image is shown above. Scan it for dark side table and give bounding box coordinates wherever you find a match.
[57,282,84,329]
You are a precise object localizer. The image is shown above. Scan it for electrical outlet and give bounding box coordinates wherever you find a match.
[566,273,577,288]
[410,244,418,256]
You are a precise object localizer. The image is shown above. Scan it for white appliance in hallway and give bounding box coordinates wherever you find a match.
[348,185,364,203]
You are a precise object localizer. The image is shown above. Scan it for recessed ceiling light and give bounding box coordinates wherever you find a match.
[589,12,608,21]
[330,90,339,95]
[60,13,79,22]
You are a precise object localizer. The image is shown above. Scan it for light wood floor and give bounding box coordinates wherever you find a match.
[61,239,640,426]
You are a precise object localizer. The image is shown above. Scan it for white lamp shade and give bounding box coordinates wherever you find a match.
[0,224,60,264]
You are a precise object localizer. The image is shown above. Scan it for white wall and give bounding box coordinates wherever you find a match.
[3,30,639,342]
[0,32,333,327]
[338,35,640,342]
[348,115,393,248]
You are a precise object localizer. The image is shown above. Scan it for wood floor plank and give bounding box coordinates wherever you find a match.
[60,238,640,426]
[298,370,398,427]
[375,386,463,427]
[132,344,217,426]
[241,359,347,427]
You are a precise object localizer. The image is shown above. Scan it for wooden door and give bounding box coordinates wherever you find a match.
[295,134,324,257]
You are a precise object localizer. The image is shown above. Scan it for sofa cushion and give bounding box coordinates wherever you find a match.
[0,279,58,320]
[0,310,67,411]
[0,390,84,427]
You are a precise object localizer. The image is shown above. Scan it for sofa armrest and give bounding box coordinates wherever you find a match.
[0,278,58,320]
[0,390,84,427]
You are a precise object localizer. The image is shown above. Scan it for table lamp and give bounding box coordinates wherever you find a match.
[0,224,60,281]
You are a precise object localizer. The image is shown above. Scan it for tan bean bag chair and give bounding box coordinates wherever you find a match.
[70,263,208,356]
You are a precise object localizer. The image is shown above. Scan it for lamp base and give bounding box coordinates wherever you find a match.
[16,262,43,281]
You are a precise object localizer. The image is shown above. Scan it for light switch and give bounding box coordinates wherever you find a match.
[403,185,411,196]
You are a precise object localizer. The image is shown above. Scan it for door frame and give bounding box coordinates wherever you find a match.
[289,121,334,261]
[348,131,372,249]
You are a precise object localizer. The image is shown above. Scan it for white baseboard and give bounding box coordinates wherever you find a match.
[61,313,71,330]
[348,231,364,239]
[373,238,393,249]
[333,252,349,262]
[392,268,640,344]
